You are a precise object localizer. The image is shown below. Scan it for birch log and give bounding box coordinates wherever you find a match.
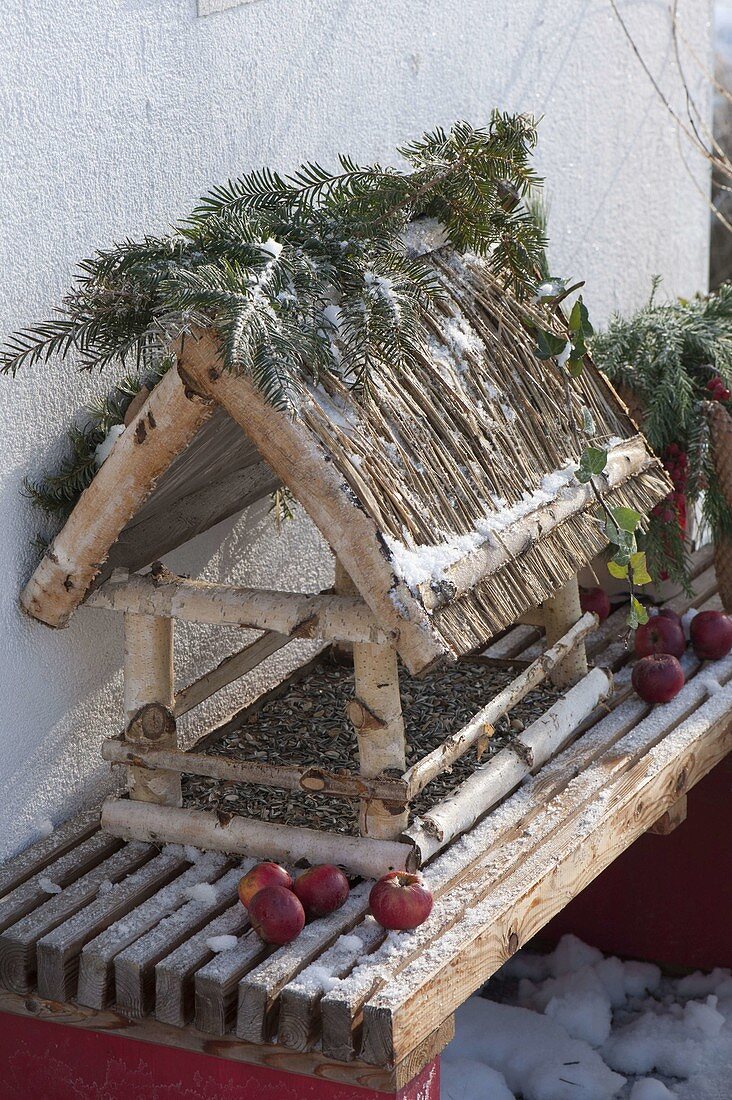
[349,643,409,839]
[102,740,409,803]
[20,366,213,628]
[174,631,288,717]
[123,613,181,806]
[407,666,613,863]
[403,612,598,796]
[543,576,588,688]
[86,572,386,643]
[332,557,357,663]
[101,798,416,879]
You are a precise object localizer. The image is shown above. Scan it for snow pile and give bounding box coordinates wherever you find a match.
[32,817,54,839]
[38,877,62,895]
[185,882,218,905]
[441,935,732,1099]
[205,935,238,953]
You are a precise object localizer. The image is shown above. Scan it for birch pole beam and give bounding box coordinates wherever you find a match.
[86,573,386,644]
[406,666,613,863]
[173,631,289,717]
[20,366,213,628]
[349,643,409,839]
[542,575,588,688]
[123,613,181,806]
[100,799,415,880]
[403,611,598,797]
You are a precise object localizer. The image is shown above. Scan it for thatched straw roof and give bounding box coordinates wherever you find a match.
[22,248,669,673]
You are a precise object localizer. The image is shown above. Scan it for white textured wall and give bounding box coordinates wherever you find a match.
[0,0,713,858]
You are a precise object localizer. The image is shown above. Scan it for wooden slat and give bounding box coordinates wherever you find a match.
[359,677,732,1064]
[649,793,688,835]
[114,865,246,1018]
[36,848,190,1002]
[154,902,249,1028]
[0,986,452,1094]
[194,929,270,1035]
[76,853,230,1009]
[0,832,120,935]
[278,918,385,1052]
[236,882,372,1044]
[0,842,151,993]
[0,813,99,899]
[174,631,289,717]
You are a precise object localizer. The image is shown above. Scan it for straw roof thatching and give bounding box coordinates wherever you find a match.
[24,248,670,672]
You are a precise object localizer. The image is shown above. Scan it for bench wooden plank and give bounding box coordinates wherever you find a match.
[154,902,249,1027]
[0,832,120,935]
[114,864,246,1018]
[194,928,270,1035]
[278,917,385,1052]
[236,881,372,1044]
[359,676,732,1064]
[0,813,99,900]
[77,852,230,1009]
[0,842,151,993]
[37,848,189,1002]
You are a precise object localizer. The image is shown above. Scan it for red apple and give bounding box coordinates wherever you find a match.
[634,615,686,659]
[369,872,433,931]
[294,865,350,918]
[580,587,612,622]
[632,654,685,704]
[655,608,683,629]
[248,885,305,945]
[690,610,732,661]
[238,862,293,909]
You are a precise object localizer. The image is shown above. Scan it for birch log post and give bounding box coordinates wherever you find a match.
[332,557,357,663]
[20,366,213,628]
[348,643,409,839]
[123,613,181,806]
[406,666,613,863]
[542,576,588,688]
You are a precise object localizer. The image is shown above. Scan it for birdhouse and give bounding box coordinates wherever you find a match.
[20,247,670,877]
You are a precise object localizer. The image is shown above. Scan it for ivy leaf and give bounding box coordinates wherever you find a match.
[630,550,652,586]
[628,595,649,629]
[611,506,642,533]
[569,296,594,339]
[567,357,585,378]
[607,559,629,579]
[535,328,568,360]
[581,406,596,435]
[576,447,608,483]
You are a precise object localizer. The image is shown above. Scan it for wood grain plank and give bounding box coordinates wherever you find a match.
[236,882,372,1044]
[0,842,152,994]
[77,853,230,1009]
[194,929,270,1035]
[0,832,120,935]
[0,813,99,900]
[114,864,246,1018]
[154,902,249,1028]
[36,849,189,1002]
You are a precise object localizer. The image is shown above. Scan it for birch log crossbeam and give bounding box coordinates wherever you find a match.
[101,741,409,804]
[85,573,388,644]
[403,612,599,797]
[100,799,416,880]
[173,631,289,717]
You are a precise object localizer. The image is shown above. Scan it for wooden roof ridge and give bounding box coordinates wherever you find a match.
[19,253,671,673]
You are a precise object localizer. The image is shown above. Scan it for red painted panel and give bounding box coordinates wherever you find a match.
[543,757,732,970]
[0,1013,439,1100]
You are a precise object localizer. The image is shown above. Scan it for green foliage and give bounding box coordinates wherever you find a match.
[2,116,547,415]
[25,364,167,520]
[593,282,732,588]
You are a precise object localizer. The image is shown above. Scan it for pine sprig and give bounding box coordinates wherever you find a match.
[0,116,547,417]
[593,283,732,586]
